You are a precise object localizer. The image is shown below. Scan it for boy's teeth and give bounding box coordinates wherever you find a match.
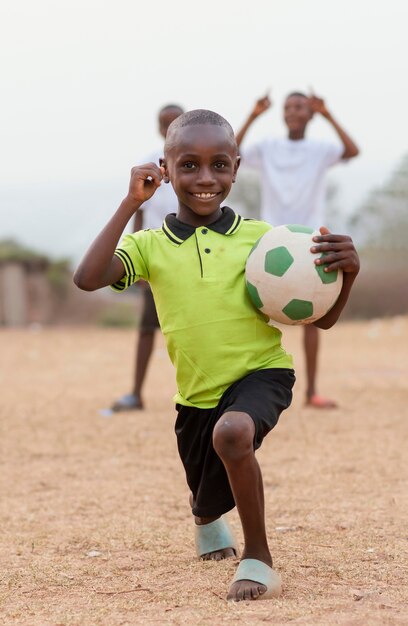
[194,193,216,198]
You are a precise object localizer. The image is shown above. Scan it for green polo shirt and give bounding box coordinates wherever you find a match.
[111,207,293,408]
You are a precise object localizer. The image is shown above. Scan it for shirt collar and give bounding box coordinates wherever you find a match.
[162,206,242,245]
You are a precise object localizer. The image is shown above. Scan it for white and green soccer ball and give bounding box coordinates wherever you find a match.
[245,224,343,325]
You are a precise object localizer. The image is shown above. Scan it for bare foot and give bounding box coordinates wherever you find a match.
[306,393,337,409]
[227,579,267,601]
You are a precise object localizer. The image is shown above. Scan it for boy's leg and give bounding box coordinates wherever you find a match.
[176,369,294,597]
[132,287,160,404]
[304,323,318,401]
[111,287,158,411]
[211,410,271,601]
[132,328,155,401]
[303,325,336,408]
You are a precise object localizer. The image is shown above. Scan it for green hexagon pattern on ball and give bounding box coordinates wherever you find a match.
[246,281,263,309]
[264,246,294,277]
[245,224,343,325]
[315,252,338,284]
[283,299,314,321]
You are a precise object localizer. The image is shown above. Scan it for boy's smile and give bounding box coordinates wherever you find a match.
[163,125,240,227]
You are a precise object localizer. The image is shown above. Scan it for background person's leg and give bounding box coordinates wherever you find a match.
[111,286,159,411]
[131,328,155,405]
[303,325,337,408]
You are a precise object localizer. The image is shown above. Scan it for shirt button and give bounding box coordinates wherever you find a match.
[204,248,211,254]
[201,228,208,234]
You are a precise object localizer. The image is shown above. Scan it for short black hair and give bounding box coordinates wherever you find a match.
[159,103,184,115]
[286,91,308,100]
[164,109,236,152]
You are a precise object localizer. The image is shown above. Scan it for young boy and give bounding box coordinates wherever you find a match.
[111,103,184,412]
[236,91,359,409]
[74,109,360,602]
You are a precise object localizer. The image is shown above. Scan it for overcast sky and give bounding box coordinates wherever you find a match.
[1,0,407,262]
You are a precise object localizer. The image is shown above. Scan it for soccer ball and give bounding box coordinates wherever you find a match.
[245,224,343,325]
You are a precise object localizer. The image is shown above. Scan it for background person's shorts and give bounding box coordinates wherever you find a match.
[175,368,296,518]
[140,286,160,331]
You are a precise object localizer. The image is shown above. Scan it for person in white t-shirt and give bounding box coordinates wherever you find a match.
[111,103,184,411]
[236,91,359,408]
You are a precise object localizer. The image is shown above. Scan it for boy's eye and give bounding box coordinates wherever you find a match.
[214,162,226,169]
[183,162,196,169]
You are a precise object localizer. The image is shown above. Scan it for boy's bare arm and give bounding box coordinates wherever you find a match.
[74,163,164,291]
[133,206,144,232]
[309,94,359,159]
[311,227,360,329]
[236,92,272,148]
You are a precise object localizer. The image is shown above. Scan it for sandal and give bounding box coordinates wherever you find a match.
[195,516,238,559]
[111,393,144,412]
[230,558,282,600]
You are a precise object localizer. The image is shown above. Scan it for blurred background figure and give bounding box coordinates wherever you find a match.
[236,90,359,408]
[110,103,184,412]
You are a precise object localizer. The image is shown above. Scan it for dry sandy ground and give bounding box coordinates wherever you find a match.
[1,318,407,625]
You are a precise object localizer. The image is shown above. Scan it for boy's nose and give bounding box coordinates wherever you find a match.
[196,167,216,185]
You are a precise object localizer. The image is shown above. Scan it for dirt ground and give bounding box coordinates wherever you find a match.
[1,318,407,625]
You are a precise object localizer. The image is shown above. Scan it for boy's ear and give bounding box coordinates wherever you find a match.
[159,158,170,183]
[232,156,241,183]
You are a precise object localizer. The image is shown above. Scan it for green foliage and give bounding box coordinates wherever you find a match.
[0,239,48,263]
[0,238,72,300]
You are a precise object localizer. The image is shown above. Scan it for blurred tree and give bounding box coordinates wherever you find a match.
[344,154,408,319]
[0,238,71,297]
[348,154,408,248]
[0,239,48,264]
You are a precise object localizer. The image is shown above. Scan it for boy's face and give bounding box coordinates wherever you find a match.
[283,95,313,134]
[158,108,183,138]
[163,125,240,226]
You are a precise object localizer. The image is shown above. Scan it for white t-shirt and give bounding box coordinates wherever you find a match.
[139,150,178,230]
[241,137,344,228]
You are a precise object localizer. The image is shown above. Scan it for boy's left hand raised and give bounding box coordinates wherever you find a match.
[311,227,360,275]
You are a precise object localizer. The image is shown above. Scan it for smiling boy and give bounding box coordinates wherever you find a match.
[74,109,360,601]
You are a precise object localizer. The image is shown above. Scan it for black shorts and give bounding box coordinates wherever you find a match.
[175,368,295,518]
[140,286,160,331]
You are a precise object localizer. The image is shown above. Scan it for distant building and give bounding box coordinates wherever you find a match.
[0,241,52,327]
